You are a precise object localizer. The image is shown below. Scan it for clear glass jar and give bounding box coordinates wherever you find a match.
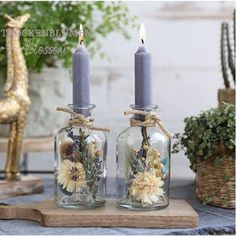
[54,105,107,209]
[116,105,170,210]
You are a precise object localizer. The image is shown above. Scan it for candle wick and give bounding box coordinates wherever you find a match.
[80,39,84,45]
[141,39,144,44]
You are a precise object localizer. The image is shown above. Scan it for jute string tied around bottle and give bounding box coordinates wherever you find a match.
[124,110,173,139]
[57,107,110,132]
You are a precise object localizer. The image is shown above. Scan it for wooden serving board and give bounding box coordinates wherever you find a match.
[0,199,198,228]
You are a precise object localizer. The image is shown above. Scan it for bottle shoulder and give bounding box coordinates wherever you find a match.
[55,125,71,136]
[55,125,106,143]
[117,126,170,143]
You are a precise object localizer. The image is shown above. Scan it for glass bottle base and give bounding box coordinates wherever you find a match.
[56,198,106,210]
[117,196,169,211]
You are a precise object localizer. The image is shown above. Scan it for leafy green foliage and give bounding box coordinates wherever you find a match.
[82,142,98,198]
[0,1,137,78]
[172,103,235,172]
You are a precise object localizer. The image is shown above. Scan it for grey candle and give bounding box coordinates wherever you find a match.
[73,24,90,116]
[135,24,153,109]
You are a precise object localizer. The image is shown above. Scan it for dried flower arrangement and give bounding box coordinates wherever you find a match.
[57,128,104,204]
[125,127,168,206]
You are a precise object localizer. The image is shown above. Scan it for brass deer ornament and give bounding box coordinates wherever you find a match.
[0,14,31,180]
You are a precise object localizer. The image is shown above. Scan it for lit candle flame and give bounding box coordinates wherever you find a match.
[139,23,145,44]
[79,24,84,45]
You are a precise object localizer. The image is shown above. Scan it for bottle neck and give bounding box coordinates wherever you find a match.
[68,104,95,117]
[130,104,158,121]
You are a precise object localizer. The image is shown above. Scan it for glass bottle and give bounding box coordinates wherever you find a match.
[116,105,170,210]
[54,105,107,209]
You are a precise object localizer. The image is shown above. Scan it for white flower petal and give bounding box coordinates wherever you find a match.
[130,171,165,205]
[57,160,86,193]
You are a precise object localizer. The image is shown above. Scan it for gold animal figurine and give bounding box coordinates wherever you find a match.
[0,14,31,180]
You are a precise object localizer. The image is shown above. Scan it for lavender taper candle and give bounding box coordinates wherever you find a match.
[73,24,90,116]
[135,24,153,109]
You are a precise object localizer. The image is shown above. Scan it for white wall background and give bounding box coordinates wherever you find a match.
[0,1,235,182]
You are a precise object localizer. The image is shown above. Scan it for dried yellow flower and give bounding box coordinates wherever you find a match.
[95,149,103,157]
[147,146,161,160]
[88,142,96,156]
[57,160,86,193]
[147,146,165,179]
[130,171,164,205]
[143,144,149,150]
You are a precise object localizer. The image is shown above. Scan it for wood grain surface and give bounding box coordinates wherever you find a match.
[0,199,198,228]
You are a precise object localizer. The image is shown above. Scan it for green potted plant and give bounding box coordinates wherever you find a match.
[218,9,235,107]
[0,1,136,137]
[173,104,235,208]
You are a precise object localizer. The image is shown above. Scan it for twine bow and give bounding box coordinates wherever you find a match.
[124,110,173,139]
[57,107,110,132]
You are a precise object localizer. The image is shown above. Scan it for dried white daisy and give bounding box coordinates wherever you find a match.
[129,171,164,205]
[57,159,86,193]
